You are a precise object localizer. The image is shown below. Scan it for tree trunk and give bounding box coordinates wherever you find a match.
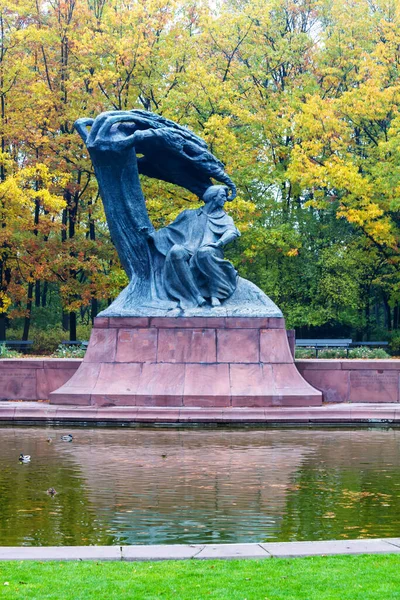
[91,297,98,323]
[365,300,370,341]
[0,315,5,340]
[393,302,399,330]
[383,296,392,330]
[22,282,34,341]
[41,281,48,307]
[35,280,41,307]
[62,311,69,332]
[88,197,98,324]
[69,311,77,341]
[0,262,11,340]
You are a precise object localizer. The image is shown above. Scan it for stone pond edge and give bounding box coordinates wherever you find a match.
[1,539,400,560]
[1,401,400,424]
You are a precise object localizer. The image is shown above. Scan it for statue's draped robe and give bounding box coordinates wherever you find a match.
[150,207,239,307]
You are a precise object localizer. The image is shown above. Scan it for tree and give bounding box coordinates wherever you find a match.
[1,0,399,342]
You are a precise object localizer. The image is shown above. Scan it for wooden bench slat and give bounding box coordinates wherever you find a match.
[0,341,33,347]
[295,339,352,357]
[296,339,352,346]
[351,341,389,347]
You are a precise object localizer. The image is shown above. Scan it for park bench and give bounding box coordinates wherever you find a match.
[0,340,33,352]
[295,339,352,358]
[61,340,88,348]
[351,341,389,348]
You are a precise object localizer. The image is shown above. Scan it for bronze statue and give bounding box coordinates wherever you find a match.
[74,110,282,317]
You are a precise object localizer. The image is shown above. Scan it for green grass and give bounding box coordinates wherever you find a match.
[1,555,400,599]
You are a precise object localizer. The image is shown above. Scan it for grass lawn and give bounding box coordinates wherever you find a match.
[1,555,400,599]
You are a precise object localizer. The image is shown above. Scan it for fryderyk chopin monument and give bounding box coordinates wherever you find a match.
[51,110,321,409]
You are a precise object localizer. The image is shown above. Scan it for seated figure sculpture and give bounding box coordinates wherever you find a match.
[150,185,240,309]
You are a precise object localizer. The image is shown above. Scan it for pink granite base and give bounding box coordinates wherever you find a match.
[50,317,322,407]
[2,358,400,405]
[296,360,400,403]
[0,359,81,401]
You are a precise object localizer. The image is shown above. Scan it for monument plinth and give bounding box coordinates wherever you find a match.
[49,316,321,407]
[50,109,322,410]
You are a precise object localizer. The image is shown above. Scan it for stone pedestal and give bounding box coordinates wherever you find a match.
[50,317,322,407]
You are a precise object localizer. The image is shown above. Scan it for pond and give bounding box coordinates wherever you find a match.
[1,426,400,546]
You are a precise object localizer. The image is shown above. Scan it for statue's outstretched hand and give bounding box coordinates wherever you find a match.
[74,118,95,143]
[139,225,154,239]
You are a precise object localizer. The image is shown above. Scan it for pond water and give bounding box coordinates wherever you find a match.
[1,426,400,546]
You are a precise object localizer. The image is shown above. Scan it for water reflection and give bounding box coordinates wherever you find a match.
[0,427,400,546]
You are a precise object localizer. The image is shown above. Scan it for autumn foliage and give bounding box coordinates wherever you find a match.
[0,0,399,341]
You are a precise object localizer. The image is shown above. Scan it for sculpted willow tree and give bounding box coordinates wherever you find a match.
[74,109,281,316]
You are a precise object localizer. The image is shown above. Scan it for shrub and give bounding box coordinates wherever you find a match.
[389,333,400,357]
[6,325,92,355]
[295,347,348,359]
[32,329,66,354]
[295,347,316,359]
[348,346,390,359]
[76,324,92,341]
[0,343,21,358]
[318,348,348,359]
[6,327,63,354]
[295,345,391,359]
[53,344,86,358]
